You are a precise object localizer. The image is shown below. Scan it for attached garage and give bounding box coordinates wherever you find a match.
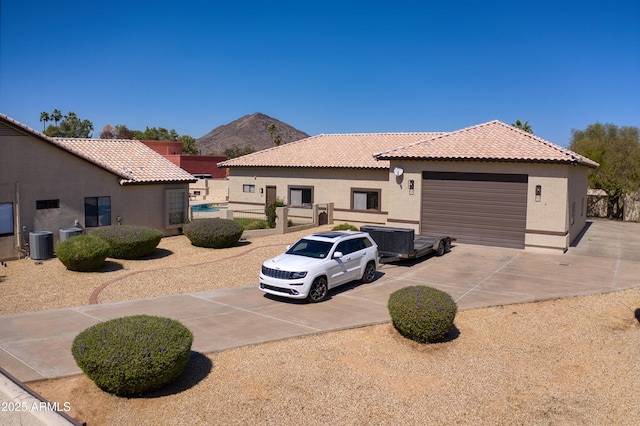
[376,120,599,252]
[421,171,528,249]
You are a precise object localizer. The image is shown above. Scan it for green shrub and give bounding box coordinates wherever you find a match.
[265,199,285,228]
[388,286,457,343]
[182,218,244,248]
[332,223,359,231]
[245,220,269,230]
[56,235,110,271]
[72,315,193,397]
[92,225,162,259]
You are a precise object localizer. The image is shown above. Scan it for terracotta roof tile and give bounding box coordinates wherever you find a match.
[219,132,444,169]
[1,113,196,183]
[1,113,195,183]
[375,120,599,168]
[54,138,196,183]
[219,121,598,169]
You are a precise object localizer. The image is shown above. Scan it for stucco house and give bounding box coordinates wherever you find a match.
[219,120,598,252]
[0,114,196,261]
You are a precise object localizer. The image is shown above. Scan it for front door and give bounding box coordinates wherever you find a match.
[265,186,277,208]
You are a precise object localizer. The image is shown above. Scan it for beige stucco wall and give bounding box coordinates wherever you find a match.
[385,160,590,252]
[226,159,591,253]
[189,178,229,202]
[227,168,389,225]
[0,125,189,260]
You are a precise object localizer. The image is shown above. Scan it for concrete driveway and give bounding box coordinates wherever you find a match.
[0,220,638,385]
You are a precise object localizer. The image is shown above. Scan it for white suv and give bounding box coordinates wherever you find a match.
[259,231,379,302]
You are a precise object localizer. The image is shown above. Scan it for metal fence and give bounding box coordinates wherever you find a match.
[232,209,268,222]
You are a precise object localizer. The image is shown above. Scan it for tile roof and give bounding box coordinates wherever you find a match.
[374,120,599,168]
[54,138,197,184]
[218,132,445,169]
[0,113,195,184]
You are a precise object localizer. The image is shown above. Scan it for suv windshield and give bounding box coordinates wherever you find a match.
[286,239,334,259]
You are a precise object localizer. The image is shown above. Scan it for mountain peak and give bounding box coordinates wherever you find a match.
[196,113,310,155]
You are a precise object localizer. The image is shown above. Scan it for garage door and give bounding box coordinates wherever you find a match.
[421,171,528,249]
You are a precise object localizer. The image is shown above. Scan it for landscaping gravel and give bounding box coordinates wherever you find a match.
[1,227,639,424]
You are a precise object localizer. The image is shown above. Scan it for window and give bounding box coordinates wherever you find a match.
[336,237,372,255]
[85,196,111,227]
[36,199,60,210]
[167,189,187,227]
[351,189,380,211]
[243,184,256,193]
[289,186,313,207]
[0,203,14,237]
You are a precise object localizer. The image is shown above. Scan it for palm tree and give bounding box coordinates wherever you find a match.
[513,119,533,133]
[39,111,50,130]
[51,109,63,126]
[268,123,282,146]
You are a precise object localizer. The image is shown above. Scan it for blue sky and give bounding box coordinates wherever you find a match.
[1,1,638,146]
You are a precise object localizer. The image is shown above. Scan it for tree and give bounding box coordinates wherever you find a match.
[114,124,134,139]
[224,145,255,159]
[267,123,282,146]
[132,126,179,141]
[178,135,198,154]
[39,111,50,130]
[51,109,63,126]
[43,111,94,138]
[100,124,115,139]
[512,119,532,133]
[569,122,640,219]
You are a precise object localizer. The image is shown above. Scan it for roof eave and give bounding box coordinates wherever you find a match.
[375,156,599,167]
[120,178,197,185]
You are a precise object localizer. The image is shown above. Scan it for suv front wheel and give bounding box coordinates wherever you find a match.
[307,276,328,303]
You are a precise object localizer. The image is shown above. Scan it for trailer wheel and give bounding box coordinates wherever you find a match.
[436,240,446,256]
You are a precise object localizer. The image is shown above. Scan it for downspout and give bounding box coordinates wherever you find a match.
[15,181,22,259]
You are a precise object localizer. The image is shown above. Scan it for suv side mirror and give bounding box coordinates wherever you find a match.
[333,251,343,259]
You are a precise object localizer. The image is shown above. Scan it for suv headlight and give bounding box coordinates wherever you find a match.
[289,271,308,279]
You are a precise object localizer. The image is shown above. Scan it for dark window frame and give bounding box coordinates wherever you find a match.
[84,196,111,228]
[288,185,314,208]
[36,199,60,210]
[351,188,381,212]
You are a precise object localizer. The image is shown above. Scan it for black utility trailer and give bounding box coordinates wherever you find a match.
[361,225,453,263]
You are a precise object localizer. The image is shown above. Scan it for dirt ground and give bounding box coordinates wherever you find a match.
[30,288,640,425]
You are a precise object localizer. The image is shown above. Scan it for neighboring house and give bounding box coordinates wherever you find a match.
[219,120,598,252]
[140,140,227,178]
[0,114,196,261]
[140,140,228,201]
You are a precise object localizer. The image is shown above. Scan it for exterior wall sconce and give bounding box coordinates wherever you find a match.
[535,185,541,202]
[260,188,264,194]
[409,180,415,195]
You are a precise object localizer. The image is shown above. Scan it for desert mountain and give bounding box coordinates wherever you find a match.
[196,112,310,155]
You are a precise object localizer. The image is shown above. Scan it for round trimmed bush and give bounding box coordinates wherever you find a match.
[56,235,110,271]
[388,286,457,343]
[92,225,162,259]
[332,223,359,231]
[72,315,193,397]
[182,218,244,248]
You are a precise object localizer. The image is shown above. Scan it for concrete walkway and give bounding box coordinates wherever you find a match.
[0,220,639,423]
